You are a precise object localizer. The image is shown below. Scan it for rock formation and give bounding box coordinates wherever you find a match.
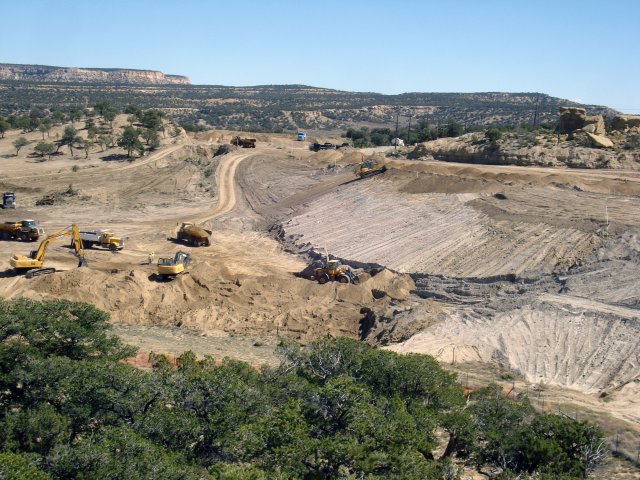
[611,115,640,131]
[0,63,189,85]
[559,107,587,134]
[558,106,605,135]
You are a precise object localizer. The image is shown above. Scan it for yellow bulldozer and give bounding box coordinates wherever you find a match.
[355,159,387,179]
[157,250,190,280]
[313,259,359,285]
[10,224,87,278]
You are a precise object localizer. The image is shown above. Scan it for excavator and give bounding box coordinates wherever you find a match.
[10,224,87,278]
[157,250,190,280]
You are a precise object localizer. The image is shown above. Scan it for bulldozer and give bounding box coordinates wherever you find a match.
[313,259,359,285]
[10,224,87,278]
[176,223,211,247]
[355,159,387,179]
[157,250,190,280]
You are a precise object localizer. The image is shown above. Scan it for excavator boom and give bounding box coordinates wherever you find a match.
[10,224,87,274]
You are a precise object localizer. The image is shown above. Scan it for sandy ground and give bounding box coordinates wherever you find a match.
[0,121,639,473]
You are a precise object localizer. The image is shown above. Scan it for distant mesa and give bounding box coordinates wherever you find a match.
[0,63,190,85]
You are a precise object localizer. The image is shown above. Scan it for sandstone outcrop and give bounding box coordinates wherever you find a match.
[409,131,637,169]
[586,132,614,148]
[611,115,640,131]
[0,63,189,85]
[559,107,586,133]
[558,106,606,135]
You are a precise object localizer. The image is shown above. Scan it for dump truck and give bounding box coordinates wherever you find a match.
[157,250,190,280]
[176,223,211,247]
[77,230,124,251]
[10,224,87,278]
[313,259,359,284]
[230,136,256,148]
[355,159,387,179]
[2,192,16,209]
[0,220,45,242]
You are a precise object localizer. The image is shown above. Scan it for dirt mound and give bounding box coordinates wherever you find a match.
[9,259,414,342]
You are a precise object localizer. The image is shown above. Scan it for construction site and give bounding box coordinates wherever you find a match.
[0,116,639,467]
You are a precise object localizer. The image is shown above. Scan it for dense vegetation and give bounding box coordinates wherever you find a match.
[0,299,606,479]
[345,121,465,147]
[0,80,614,133]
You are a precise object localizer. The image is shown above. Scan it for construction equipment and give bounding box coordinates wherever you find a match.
[10,224,87,278]
[309,142,337,152]
[0,220,45,242]
[77,230,124,251]
[355,159,387,179]
[313,259,359,285]
[157,250,190,280]
[176,222,211,247]
[2,192,16,209]
[230,136,256,148]
[297,131,306,141]
[35,195,55,206]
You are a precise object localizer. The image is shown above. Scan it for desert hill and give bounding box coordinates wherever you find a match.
[0,63,189,85]
[0,63,616,131]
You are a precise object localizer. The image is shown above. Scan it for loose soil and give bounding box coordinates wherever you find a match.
[0,121,638,474]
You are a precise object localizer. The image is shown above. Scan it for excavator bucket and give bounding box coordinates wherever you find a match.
[78,257,88,268]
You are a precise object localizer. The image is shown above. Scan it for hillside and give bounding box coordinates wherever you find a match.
[0,63,617,131]
[0,63,189,85]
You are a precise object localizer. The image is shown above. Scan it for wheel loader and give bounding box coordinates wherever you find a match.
[355,159,387,179]
[314,259,359,285]
[176,223,211,247]
[157,250,190,280]
[10,224,87,278]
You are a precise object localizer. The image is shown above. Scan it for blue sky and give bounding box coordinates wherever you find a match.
[1,0,639,112]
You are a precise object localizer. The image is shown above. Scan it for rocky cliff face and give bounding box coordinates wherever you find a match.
[0,63,189,85]
[410,129,640,169]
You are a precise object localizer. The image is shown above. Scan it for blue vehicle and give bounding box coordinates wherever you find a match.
[297,131,306,141]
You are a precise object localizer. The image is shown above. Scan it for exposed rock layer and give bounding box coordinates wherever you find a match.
[0,63,189,85]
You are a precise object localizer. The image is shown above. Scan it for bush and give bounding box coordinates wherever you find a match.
[485,128,503,143]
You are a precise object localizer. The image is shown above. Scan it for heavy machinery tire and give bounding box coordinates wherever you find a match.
[318,275,329,285]
[191,237,199,247]
[21,233,29,242]
[109,243,117,252]
[338,275,350,284]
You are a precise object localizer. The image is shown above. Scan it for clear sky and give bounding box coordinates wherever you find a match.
[1,0,639,112]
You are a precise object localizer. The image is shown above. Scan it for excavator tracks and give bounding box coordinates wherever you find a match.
[25,268,56,279]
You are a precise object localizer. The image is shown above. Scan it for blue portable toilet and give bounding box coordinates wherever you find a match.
[297,131,306,141]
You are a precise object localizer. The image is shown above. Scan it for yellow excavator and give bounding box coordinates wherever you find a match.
[157,250,190,280]
[10,224,87,278]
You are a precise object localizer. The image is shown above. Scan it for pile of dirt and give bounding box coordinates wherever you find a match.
[11,260,414,343]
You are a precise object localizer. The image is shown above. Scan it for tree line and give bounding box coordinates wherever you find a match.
[344,121,466,148]
[0,299,606,479]
[1,103,180,160]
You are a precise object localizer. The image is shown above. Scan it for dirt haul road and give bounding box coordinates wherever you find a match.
[0,126,413,352]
